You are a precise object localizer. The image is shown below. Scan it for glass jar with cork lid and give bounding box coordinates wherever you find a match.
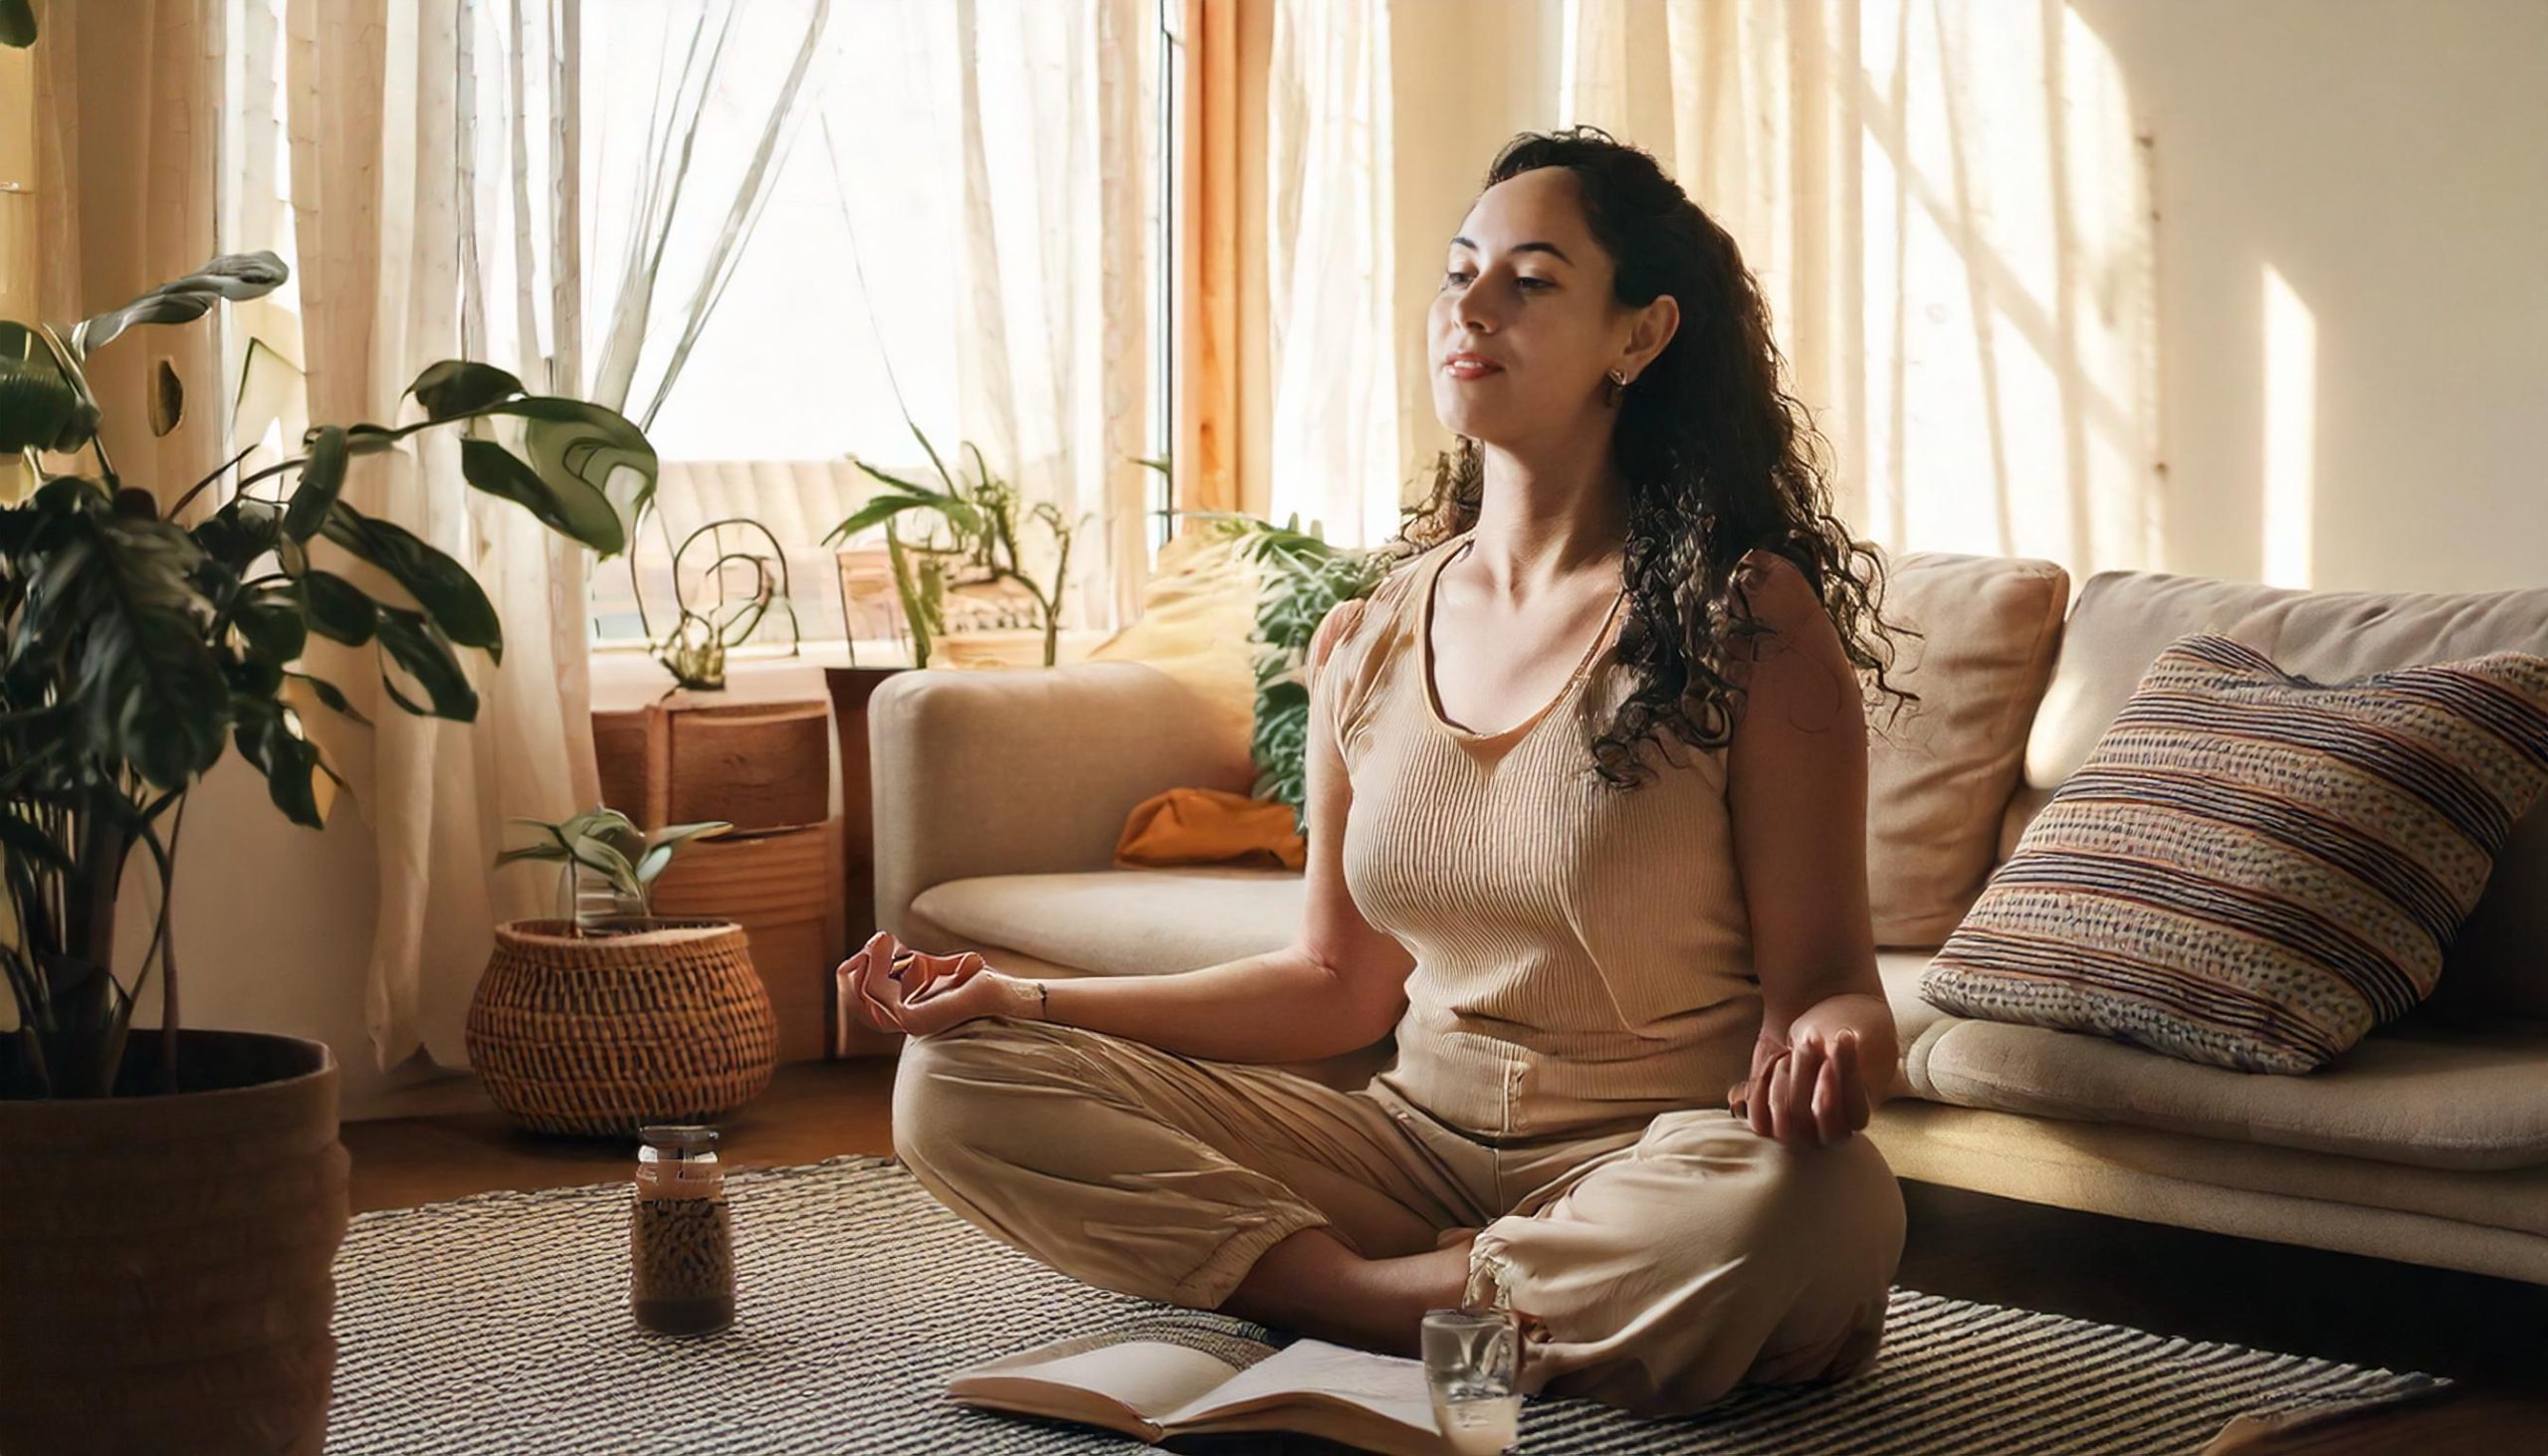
[631,1124,736,1335]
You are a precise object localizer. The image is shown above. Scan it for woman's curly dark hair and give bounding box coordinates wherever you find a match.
[1387,125,1917,789]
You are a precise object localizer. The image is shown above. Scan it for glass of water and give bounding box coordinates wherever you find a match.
[1421,1307,1522,1455]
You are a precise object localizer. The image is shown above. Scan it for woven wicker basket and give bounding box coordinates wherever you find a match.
[466,919,778,1136]
[0,1030,347,1455]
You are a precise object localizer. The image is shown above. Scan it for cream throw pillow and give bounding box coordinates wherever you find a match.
[1865,553,2071,945]
[1086,530,1262,756]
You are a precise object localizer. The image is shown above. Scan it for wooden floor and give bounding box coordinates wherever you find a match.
[344,1058,2548,1453]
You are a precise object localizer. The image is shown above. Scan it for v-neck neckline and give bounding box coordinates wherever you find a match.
[1416,527,1629,744]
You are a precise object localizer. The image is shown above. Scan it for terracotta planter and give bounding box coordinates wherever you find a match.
[465,918,778,1136]
[0,1029,349,1456]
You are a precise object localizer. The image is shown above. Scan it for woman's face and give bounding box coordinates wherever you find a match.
[1428,166,1674,449]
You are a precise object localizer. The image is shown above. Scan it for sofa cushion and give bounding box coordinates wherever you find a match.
[1864,552,2070,945]
[908,867,1303,976]
[1927,633,2548,1073]
[1867,1101,2548,1281]
[1903,1016,2548,1172]
[2018,570,2548,1021]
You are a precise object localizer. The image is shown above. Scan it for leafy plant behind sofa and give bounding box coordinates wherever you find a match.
[1167,511,1395,835]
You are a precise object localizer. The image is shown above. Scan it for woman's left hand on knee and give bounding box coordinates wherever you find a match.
[1728,1025,1873,1147]
[839,930,1039,1038]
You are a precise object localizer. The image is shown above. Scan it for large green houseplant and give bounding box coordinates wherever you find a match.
[0,263,649,1099]
[0,246,654,1453]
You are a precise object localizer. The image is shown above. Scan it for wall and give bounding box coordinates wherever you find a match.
[2071,0,2547,593]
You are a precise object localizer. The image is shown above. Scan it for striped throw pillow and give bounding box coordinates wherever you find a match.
[1920,633,2548,1073]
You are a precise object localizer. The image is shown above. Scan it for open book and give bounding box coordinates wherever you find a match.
[948,1326,1485,1455]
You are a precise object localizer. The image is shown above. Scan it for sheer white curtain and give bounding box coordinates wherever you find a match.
[1650,0,2162,572]
[947,0,1157,633]
[263,0,1149,1072]
[281,0,576,1075]
[276,0,829,1074]
[1264,0,1402,549]
[1276,0,2161,574]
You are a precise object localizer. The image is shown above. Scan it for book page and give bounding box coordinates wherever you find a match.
[949,1332,1277,1434]
[1158,1339,1441,1446]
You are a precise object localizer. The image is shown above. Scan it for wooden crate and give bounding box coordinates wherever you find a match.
[647,700,830,831]
[650,820,844,1066]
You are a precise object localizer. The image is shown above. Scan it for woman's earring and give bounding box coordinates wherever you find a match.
[1602,368,1627,407]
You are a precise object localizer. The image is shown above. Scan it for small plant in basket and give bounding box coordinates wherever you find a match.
[497,806,732,935]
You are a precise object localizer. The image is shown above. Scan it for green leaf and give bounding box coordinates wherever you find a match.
[372,607,479,721]
[823,492,941,547]
[0,0,36,48]
[298,569,377,646]
[232,701,324,828]
[193,497,285,571]
[70,252,291,359]
[458,437,623,558]
[848,455,986,533]
[288,672,371,727]
[636,819,732,886]
[572,836,645,903]
[282,426,348,541]
[27,512,231,789]
[0,322,100,454]
[492,398,654,554]
[344,423,401,455]
[220,644,285,700]
[407,361,527,420]
[318,503,502,658]
[233,591,308,663]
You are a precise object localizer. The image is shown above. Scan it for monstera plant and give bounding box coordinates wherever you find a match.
[0,254,654,1102]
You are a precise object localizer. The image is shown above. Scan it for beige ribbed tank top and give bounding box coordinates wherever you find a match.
[1321,525,1760,1143]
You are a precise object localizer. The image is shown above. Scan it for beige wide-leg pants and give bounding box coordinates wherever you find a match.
[892,1015,1905,1418]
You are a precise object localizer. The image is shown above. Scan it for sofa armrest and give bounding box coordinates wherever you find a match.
[869,660,1256,947]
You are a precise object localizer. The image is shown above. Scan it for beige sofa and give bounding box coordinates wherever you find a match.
[867,554,2548,1286]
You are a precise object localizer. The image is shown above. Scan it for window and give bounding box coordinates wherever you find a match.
[585,0,1172,652]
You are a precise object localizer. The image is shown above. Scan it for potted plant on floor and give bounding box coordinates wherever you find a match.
[468,806,780,1136]
[0,246,653,1450]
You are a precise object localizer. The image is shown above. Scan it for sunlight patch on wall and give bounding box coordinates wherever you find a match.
[2260,261,2316,589]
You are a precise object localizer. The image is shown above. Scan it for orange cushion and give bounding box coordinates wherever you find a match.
[1114,787,1306,872]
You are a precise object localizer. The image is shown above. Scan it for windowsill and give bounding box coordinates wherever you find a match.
[586,633,1114,713]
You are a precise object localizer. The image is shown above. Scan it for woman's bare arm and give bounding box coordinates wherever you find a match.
[1723,550,1897,1143]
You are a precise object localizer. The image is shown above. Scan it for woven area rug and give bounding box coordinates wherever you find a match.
[328,1154,2443,1454]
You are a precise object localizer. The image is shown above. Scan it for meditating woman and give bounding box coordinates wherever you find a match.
[844,125,1917,1418]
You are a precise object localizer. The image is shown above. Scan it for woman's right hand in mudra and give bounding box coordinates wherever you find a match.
[838,930,1039,1038]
